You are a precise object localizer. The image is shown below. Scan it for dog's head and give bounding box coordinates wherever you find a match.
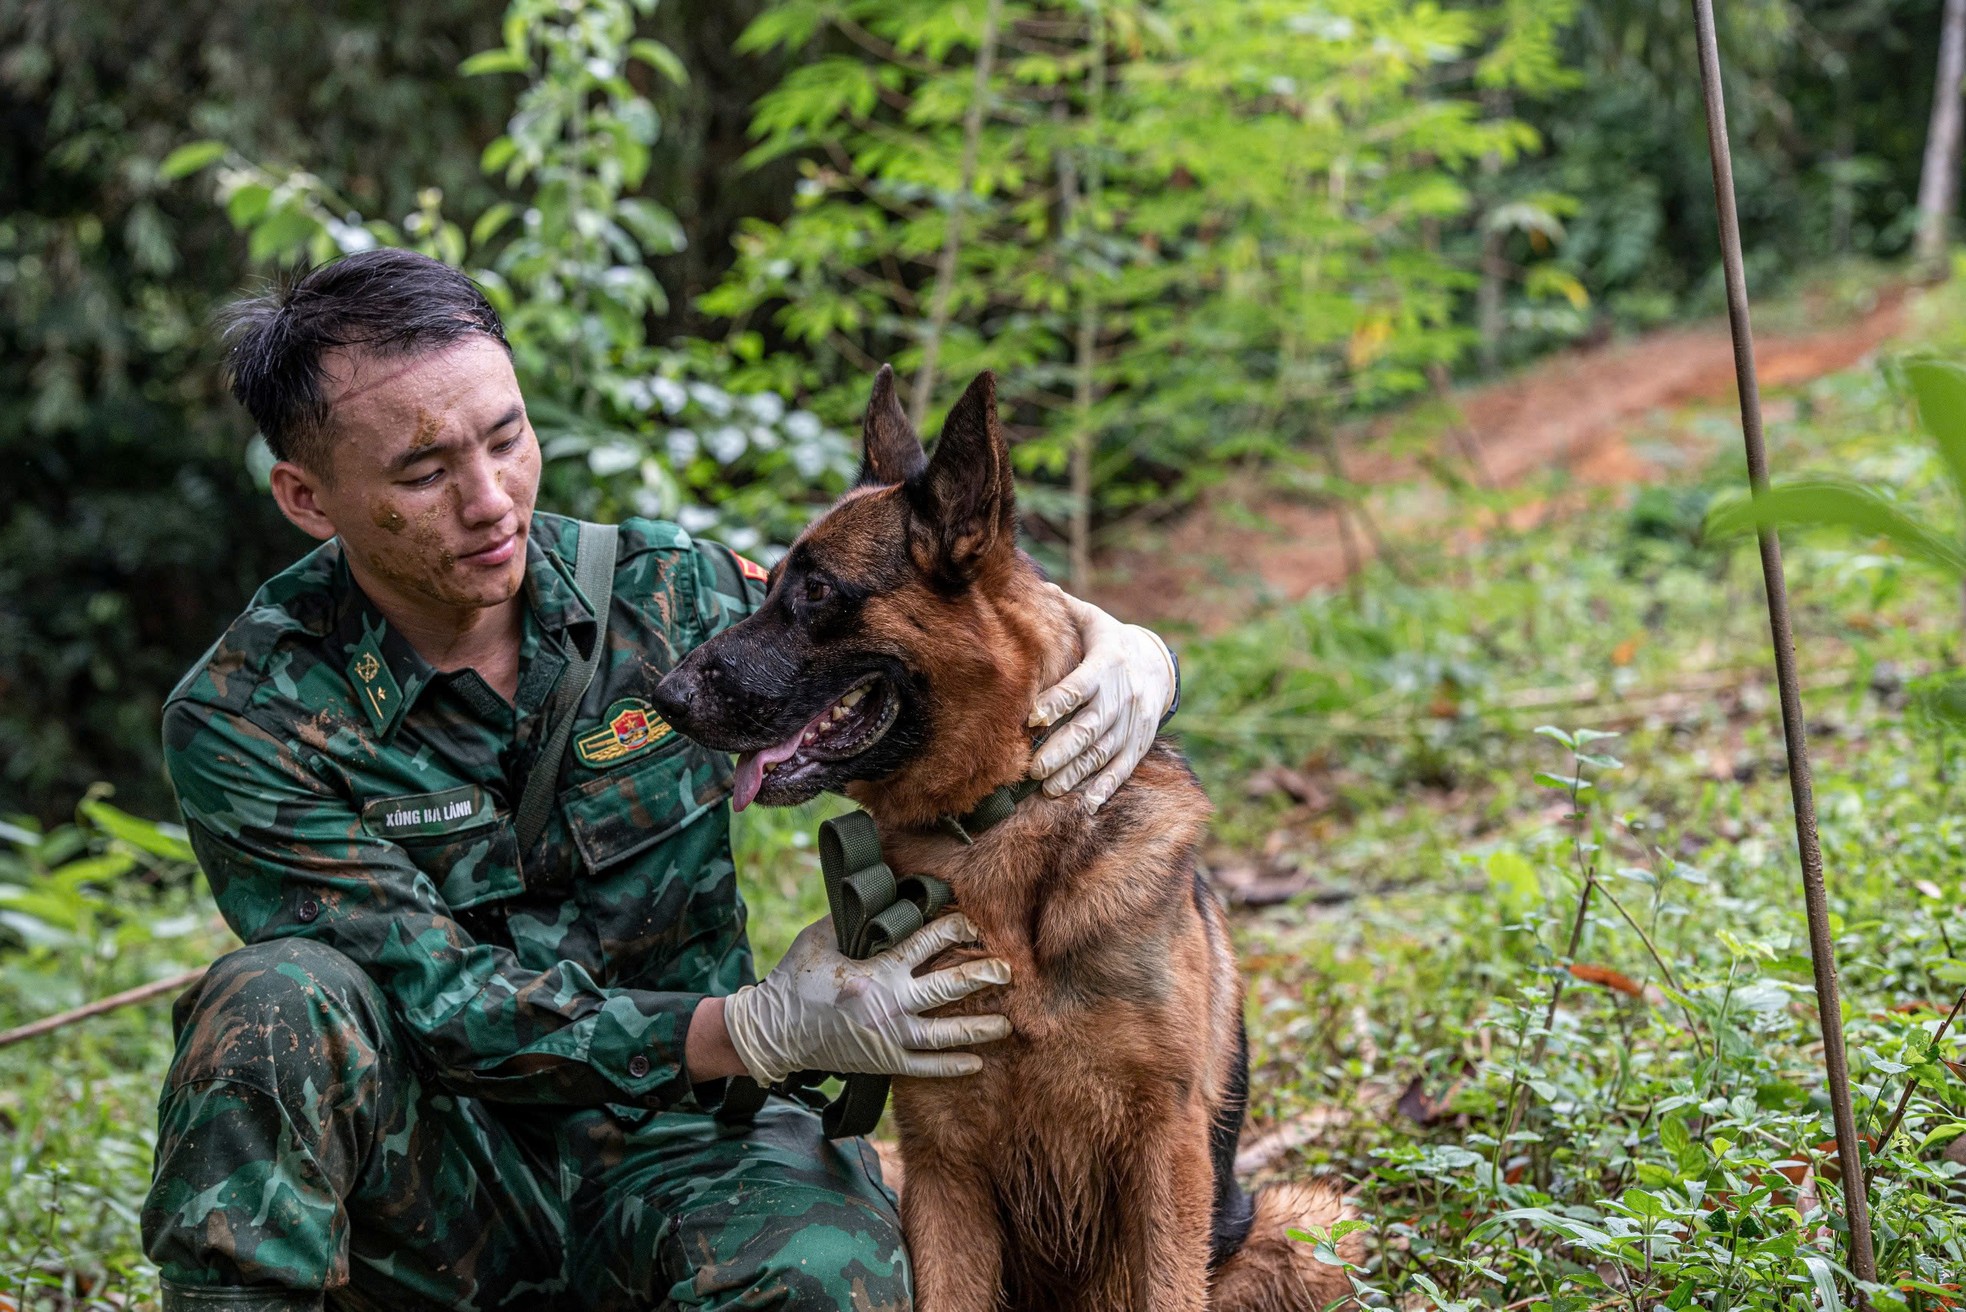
[653,366,1073,815]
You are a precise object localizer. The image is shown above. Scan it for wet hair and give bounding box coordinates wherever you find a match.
[221,248,510,474]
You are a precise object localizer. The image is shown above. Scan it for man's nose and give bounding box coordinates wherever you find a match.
[455,450,515,525]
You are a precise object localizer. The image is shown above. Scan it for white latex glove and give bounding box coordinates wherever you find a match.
[722,913,1012,1085]
[1028,588,1178,811]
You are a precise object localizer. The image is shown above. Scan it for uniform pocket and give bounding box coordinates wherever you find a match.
[395,814,524,911]
[561,739,733,875]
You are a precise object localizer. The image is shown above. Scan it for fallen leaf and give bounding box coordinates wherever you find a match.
[1568,962,1645,996]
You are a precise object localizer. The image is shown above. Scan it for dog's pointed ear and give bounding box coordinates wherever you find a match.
[858,364,927,486]
[909,371,1015,580]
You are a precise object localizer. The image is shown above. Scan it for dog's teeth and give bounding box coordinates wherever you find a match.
[841,686,866,708]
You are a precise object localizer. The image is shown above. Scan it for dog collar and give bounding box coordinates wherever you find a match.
[937,775,1045,846]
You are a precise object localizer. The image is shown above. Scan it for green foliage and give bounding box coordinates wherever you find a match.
[0,795,230,1306]
[1174,358,1966,1305]
[1704,358,1966,655]
[709,0,1581,552]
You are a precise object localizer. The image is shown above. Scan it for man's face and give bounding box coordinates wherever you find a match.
[276,335,542,615]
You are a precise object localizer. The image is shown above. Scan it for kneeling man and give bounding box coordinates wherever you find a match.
[142,249,1178,1312]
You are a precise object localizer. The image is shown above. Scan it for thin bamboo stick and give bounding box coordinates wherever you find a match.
[1686,0,1878,1290]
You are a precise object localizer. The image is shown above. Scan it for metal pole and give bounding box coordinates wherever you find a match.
[1686,0,1877,1291]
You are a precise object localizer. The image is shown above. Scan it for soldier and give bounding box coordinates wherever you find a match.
[142,248,1179,1312]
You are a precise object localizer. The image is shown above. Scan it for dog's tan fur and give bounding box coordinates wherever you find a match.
[837,375,1355,1310]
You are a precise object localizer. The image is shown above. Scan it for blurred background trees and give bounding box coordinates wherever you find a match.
[0,0,1956,819]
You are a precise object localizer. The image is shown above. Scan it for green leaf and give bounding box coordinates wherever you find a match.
[1906,356,1966,504]
[471,202,518,250]
[247,206,320,264]
[482,137,520,179]
[1918,1122,1966,1149]
[460,48,528,77]
[1705,479,1966,577]
[224,183,272,227]
[629,38,689,87]
[1799,1251,1845,1312]
[159,140,226,179]
[1486,851,1540,916]
[78,798,195,863]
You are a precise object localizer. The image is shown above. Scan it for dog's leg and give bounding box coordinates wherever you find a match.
[1117,1117,1214,1312]
[901,1160,1001,1312]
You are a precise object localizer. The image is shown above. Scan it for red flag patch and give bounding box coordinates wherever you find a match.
[736,556,769,583]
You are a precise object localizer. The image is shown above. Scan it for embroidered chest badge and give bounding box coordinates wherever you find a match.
[575,697,674,768]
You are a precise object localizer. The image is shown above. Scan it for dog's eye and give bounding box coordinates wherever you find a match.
[804,577,832,604]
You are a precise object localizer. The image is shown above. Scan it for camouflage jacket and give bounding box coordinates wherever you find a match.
[163,512,767,1115]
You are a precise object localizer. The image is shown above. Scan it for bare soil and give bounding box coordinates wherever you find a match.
[1094,287,1911,633]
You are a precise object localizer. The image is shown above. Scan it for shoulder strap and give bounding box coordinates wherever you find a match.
[516,520,618,853]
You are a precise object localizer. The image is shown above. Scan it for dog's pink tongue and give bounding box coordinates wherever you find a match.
[731,730,807,812]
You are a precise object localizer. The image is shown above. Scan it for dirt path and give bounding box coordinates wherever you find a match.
[1094,286,1911,632]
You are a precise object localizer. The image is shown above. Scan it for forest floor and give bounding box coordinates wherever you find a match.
[1098,276,1912,633]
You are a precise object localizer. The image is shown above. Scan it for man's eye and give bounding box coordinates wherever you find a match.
[402,469,441,488]
[804,577,831,604]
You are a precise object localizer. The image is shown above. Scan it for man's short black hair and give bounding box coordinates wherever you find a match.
[222,248,510,473]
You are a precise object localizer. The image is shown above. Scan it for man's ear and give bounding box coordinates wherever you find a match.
[907,371,1015,582]
[858,364,927,486]
[268,459,340,543]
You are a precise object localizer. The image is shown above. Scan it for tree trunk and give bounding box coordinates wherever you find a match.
[1475,88,1510,375]
[1916,0,1966,269]
[909,0,1005,428]
[1067,4,1105,593]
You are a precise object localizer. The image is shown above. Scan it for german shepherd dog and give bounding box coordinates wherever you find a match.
[652,367,1357,1311]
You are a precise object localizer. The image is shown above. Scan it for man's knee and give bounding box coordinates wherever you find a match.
[686,1191,912,1311]
[168,937,393,1097]
[146,939,404,1294]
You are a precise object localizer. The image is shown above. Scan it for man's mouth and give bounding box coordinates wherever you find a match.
[731,679,897,811]
[458,529,520,568]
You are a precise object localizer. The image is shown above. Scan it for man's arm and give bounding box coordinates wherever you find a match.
[166,697,720,1110]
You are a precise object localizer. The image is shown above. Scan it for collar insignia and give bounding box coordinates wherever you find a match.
[347,630,402,736]
[575,697,673,768]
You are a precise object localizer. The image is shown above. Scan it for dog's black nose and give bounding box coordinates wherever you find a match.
[650,667,698,729]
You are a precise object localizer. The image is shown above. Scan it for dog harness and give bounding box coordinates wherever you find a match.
[717,774,1043,1139]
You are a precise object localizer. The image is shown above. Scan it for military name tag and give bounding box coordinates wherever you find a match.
[362,785,494,840]
[575,697,674,768]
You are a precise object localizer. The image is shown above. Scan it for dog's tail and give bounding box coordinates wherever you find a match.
[1208,1180,1361,1312]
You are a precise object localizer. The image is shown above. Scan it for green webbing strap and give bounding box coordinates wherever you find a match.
[811,810,955,1138]
[719,773,1037,1137]
[940,775,1045,845]
[516,521,618,856]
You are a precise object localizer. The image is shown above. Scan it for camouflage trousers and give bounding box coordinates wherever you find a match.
[140,939,911,1312]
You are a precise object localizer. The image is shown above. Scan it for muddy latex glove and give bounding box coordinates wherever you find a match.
[722,913,1012,1085]
[1028,589,1178,811]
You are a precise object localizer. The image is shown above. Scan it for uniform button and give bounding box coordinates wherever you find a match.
[627,1055,651,1079]
[296,898,320,923]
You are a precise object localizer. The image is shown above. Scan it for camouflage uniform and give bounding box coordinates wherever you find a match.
[143,513,909,1312]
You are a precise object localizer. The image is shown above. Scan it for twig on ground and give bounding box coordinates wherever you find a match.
[0,966,208,1049]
